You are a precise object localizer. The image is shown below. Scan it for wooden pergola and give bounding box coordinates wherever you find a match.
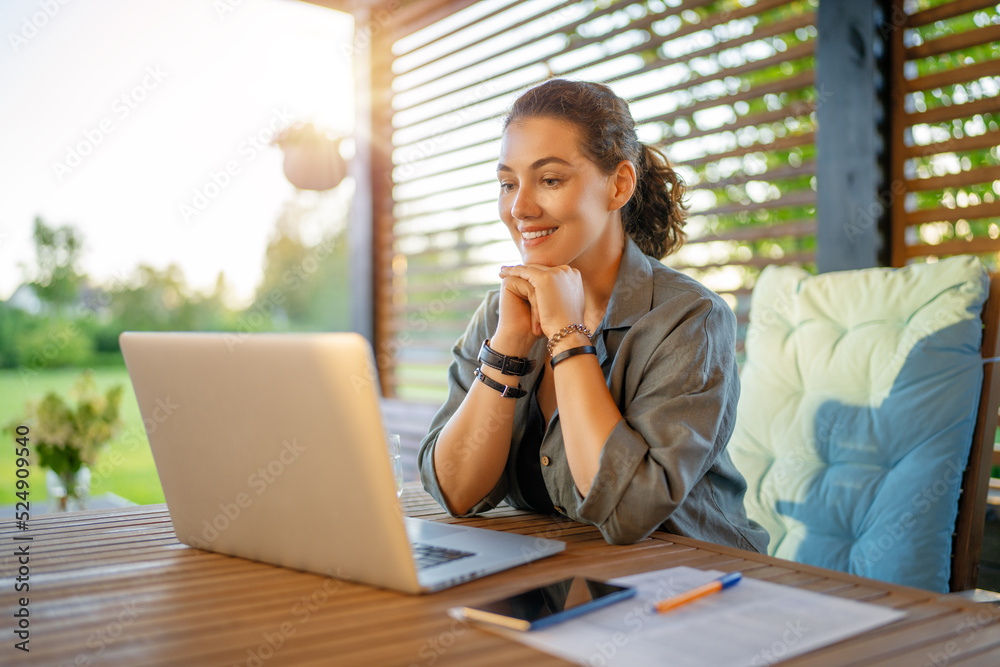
[303,0,999,399]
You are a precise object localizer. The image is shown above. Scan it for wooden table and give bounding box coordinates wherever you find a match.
[3,485,1000,666]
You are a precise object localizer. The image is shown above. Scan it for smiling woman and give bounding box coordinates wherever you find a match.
[417,79,770,552]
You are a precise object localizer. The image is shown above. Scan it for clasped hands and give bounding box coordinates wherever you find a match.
[496,264,590,353]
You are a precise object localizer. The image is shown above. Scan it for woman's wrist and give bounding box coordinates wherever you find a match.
[489,331,536,359]
[548,331,593,357]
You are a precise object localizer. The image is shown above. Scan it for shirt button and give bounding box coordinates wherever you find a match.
[541,456,551,466]
[553,506,564,514]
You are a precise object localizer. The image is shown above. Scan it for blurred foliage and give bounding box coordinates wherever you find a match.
[28,216,84,314]
[5,370,123,481]
[903,3,1000,270]
[1,191,352,370]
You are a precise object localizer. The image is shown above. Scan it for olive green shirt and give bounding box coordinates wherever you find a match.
[418,238,769,552]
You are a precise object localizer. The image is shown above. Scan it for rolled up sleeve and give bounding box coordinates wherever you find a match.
[575,298,740,544]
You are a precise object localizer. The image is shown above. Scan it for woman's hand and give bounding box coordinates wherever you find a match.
[493,273,542,356]
[498,264,586,339]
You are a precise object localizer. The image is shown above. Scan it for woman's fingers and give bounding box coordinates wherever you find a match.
[499,264,585,337]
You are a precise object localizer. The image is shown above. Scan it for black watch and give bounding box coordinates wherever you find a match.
[477,339,535,376]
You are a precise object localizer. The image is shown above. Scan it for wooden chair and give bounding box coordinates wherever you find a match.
[951,273,1000,591]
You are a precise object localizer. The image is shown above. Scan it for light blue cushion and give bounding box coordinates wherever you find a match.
[729,256,989,592]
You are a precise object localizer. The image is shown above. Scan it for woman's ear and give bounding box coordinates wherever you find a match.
[608,160,637,212]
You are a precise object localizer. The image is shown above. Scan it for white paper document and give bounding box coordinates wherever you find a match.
[450,566,907,666]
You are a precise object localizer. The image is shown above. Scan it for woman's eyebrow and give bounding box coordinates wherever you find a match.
[497,156,572,173]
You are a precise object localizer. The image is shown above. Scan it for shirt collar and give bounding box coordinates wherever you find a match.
[599,235,654,333]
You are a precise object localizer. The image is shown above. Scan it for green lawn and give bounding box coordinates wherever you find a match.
[1,366,165,506]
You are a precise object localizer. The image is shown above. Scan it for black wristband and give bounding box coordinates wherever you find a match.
[474,366,526,398]
[549,345,597,369]
[478,339,535,376]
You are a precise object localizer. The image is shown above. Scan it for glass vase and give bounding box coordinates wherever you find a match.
[46,466,91,512]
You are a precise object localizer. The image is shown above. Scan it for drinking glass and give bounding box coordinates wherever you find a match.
[387,433,403,497]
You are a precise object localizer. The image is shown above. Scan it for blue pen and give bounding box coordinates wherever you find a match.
[653,572,742,613]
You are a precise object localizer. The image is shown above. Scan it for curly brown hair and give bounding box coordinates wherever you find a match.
[503,79,688,258]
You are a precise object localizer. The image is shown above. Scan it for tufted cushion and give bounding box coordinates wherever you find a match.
[729,256,989,592]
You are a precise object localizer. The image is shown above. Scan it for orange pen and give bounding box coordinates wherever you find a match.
[653,572,742,613]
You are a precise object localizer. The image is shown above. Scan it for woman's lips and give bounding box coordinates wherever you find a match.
[521,227,557,245]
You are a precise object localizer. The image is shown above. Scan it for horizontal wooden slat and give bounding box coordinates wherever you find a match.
[695,162,816,190]
[666,100,815,144]
[904,129,1000,159]
[903,58,1000,93]
[392,0,537,59]
[394,0,797,112]
[632,40,816,107]
[905,200,1000,226]
[390,0,481,44]
[696,190,817,218]
[905,23,1000,60]
[687,220,817,244]
[905,165,1000,192]
[906,95,1000,127]
[565,9,817,104]
[676,131,816,168]
[645,70,816,128]
[906,0,998,28]
[395,0,671,93]
[905,236,1000,258]
[671,250,815,271]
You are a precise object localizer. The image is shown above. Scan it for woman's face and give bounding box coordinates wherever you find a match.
[497,116,627,270]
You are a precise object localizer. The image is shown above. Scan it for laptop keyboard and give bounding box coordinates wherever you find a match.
[411,543,475,570]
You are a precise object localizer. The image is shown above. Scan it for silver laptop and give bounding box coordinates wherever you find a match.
[119,331,564,594]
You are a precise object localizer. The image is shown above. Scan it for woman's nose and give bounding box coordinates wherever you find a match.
[510,186,539,220]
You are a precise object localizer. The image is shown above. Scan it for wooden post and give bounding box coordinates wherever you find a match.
[815,0,893,271]
[349,3,375,344]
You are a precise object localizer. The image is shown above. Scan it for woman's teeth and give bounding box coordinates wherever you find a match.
[522,228,556,240]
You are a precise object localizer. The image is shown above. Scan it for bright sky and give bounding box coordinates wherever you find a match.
[0,0,354,305]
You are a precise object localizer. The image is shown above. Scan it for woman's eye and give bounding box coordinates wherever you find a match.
[499,182,515,193]
[542,178,560,187]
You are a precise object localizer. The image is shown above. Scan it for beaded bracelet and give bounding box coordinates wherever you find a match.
[546,323,593,356]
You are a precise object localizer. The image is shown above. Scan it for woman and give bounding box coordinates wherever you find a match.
[417,79,768,552]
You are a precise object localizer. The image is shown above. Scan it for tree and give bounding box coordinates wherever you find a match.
[251,191,351,331]
[29,216,85,313]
